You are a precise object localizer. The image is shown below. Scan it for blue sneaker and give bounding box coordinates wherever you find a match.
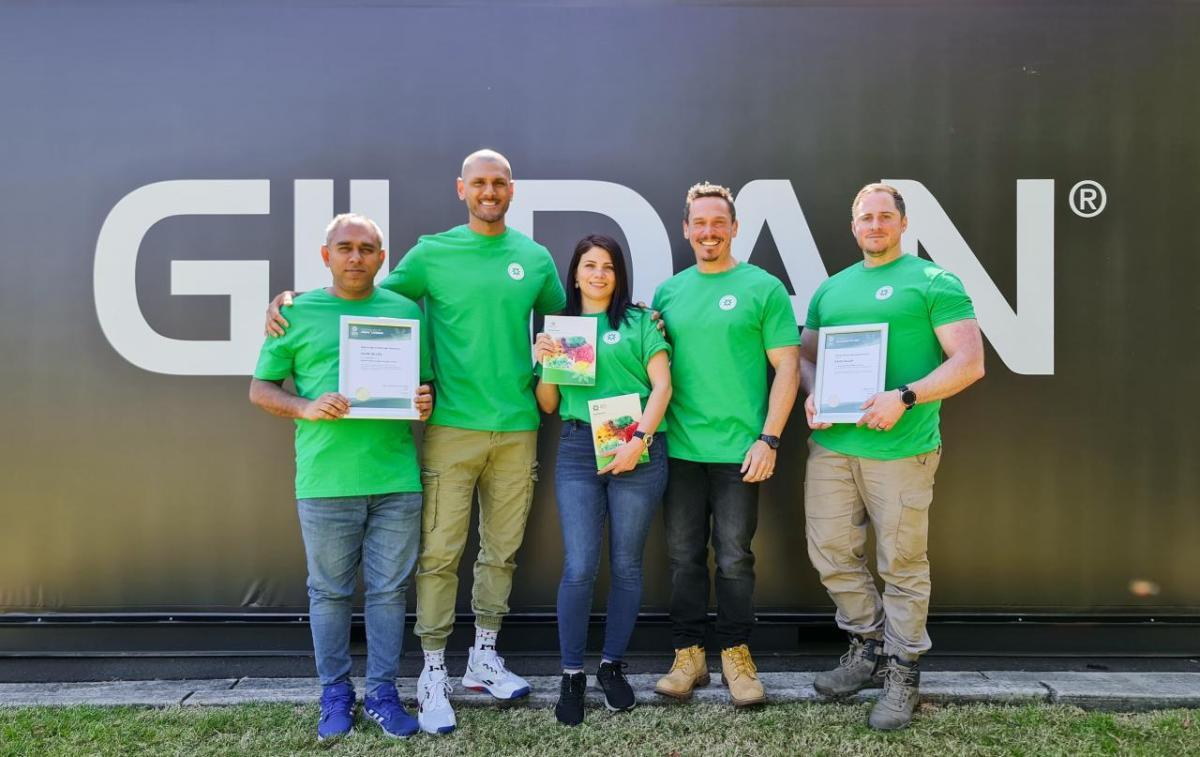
[364,683,419,738]
[317,681,356,740]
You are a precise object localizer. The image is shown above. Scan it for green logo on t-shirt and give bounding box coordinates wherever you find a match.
[603,330,621,344]
[718,294,738,310]
[507,262,525,280]
[875,285,894,300]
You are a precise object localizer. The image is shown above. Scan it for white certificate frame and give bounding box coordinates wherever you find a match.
[338,315,421,420]
[813,323,889,424]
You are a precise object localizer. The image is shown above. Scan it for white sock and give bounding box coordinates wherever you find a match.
[474,626,498,653]
[424,649,446,671]
[564,668,583,675]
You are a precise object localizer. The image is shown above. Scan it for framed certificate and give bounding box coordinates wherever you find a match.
[813,323,888,424]
[338,315,420,420]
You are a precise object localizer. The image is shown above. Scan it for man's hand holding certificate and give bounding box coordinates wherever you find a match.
[812,324,889,425]
[338,315,422,420]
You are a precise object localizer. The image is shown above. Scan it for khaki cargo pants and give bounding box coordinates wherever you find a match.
[804,439,941,660]
[414,425,538,651]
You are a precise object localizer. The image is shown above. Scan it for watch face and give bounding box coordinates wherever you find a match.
[902,389,917,407]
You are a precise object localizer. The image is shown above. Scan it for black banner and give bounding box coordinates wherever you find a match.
[0,1,1195,621]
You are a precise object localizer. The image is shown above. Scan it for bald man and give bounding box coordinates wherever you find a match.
[267,150,566,734]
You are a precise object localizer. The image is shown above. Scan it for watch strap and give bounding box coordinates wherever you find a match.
[758,434,781,449]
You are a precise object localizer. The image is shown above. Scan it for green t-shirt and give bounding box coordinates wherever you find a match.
[381,225,566,431]
[805,254,976,460]
[552,308,672,428]
[653,263,800,463]
[254,288,434,499]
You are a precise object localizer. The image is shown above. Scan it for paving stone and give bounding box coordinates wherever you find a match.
[0,679,235,707]
[979,670,1054,682]
[187,677,366,705]
[1039,672,1200,711]
[914,672,1048,703]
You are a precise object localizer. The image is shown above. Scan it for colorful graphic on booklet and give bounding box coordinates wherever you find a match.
[543,336,596,385]
[542,315,598,386]
[587,393,650,470]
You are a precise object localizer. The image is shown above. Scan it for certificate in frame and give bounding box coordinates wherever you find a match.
[813,323,889,424]
[338,315,420,420]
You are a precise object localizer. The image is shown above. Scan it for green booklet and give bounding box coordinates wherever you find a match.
[542,315,597,386]
[587,393,650,470]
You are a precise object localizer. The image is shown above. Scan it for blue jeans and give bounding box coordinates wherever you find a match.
[554,420,668,670]
[296,492,422,692]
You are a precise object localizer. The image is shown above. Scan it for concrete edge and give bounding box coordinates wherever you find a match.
[3,672,1198,712]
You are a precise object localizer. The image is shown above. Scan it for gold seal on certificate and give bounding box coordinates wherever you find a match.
[813,323,889,424]
[338,315,421,420]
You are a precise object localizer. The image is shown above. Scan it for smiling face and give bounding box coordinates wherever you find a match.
[575,246,616,305]
[684,195,739,268]
[321,220,385,297]
[457,158,512,230]
[851,190,908,263]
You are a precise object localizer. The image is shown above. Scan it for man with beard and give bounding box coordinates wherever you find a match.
[651,182,801,707]
[801,183,984,730]
[267,150,566,734]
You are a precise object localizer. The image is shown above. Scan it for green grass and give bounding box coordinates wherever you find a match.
[1,702,1197,757]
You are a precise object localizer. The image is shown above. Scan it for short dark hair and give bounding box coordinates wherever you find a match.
[851,183,906,218]
[563,234,634,328]
[684,181,736,223]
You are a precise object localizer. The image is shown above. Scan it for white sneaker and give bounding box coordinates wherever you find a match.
[462,648,532,700]
[416,666,456,735]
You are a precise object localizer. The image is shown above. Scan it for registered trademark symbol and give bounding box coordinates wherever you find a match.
[1069,180,1106,218]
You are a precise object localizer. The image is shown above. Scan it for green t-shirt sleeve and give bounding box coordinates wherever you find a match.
[534,258,567,315]
[762,279,801,349]
[803,279,827,332]
[927,270,976,328]
[380,244,427,300]
[640,308,671,364]
[417,309,435,384]
[253,321,295,381]
[651,282,666,313]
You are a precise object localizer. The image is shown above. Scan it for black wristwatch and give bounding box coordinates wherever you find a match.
[633,429,654,448]
[758,434,781,450]
[898,384,917,410]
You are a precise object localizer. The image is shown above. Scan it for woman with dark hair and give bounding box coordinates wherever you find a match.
[534,234,672,726]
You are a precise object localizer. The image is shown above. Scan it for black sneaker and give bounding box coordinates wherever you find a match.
[554,672,587,726]
[596,660,636,712]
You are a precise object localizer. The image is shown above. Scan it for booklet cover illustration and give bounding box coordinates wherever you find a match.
[542,315,598,386]
[587,393,650,470]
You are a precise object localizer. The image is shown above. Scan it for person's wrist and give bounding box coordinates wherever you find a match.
[758,434,781,450]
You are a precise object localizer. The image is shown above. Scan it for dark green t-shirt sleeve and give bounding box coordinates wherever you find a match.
[380,244,428,300]
[762,279,801,349]
[253,319,295,381]
[534,257,567,315]
[927,270,976,327]
[640,309,671,364]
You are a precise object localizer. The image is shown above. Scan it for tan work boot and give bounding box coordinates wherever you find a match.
[654,645,709,700]
[721,644,766,707]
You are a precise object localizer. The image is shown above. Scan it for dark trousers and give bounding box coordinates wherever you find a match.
[663,458,759,650]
